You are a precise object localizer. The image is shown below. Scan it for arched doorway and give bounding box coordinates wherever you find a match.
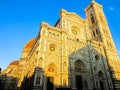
[46,63,56,90]
[99,81,104,90]
[47,76,54,90]
[74,60,85,90]
[76,75,83,90]
[98,71,105,90]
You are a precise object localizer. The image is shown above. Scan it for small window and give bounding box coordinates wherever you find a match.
[63,62,67,67]
[49,32,51,34]
[76,38,79,42]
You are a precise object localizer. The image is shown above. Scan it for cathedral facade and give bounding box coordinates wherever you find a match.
[0,1,120,90]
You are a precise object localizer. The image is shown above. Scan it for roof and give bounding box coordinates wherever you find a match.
[23,38,36,53]
[9,60,19,66]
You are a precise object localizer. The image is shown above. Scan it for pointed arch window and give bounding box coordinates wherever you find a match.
[90,14,95,24]
[93,31,96,37]
[36,75,41,85]
[96,29,99,35]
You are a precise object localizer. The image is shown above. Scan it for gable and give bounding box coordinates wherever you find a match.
[65,11,84,25]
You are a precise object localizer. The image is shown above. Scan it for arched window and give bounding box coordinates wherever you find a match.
[36,75,41,85]
[93,31,96,37]
[98,71,105,90]
[90,14,95,24]
[96,29,99,35]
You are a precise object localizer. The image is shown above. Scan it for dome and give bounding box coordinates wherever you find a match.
[23,38,36,53]
[9,60,19,66]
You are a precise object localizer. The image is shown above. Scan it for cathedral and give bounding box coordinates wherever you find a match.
[0,0,120,90]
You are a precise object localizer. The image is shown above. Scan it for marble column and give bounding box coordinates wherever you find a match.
[71,67,76,90]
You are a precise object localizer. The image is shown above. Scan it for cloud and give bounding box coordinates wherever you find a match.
[110,7,114,10]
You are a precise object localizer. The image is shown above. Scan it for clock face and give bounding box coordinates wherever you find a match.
[72,29,77,35]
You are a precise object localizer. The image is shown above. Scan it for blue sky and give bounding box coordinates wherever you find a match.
[0,0,120,70]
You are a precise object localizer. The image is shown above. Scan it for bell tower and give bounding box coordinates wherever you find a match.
[85,0,119,60]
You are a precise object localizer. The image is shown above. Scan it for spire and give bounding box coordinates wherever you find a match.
[92,0,95,2]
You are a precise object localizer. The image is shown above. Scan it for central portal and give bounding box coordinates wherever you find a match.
[47,77,54,90]
[99,81,104,90]
[76,75,83,90]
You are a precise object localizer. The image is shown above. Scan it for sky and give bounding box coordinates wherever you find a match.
[0,0,120,70]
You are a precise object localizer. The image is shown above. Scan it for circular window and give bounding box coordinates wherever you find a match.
[50,46,55,51]
[72,30,77,35]
[95,55,99,61]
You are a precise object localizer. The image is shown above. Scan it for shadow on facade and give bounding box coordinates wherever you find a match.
[0,44,120,90]
[0,74,18,90]
[110,67,120,90]
[19,67,71,90]
[68,43,119,90]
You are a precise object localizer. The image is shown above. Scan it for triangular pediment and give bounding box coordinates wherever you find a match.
[60,9,84,24]
[67,13,84,22]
